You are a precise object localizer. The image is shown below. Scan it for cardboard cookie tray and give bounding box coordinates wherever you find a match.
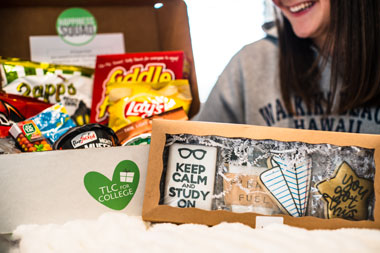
[142,119,380,230]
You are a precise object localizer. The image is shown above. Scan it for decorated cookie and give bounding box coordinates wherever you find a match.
[260,165,299,216]
[164,143,217,210]
[260,154,312,217]
[316,161,374,220]
[223,164,282,215]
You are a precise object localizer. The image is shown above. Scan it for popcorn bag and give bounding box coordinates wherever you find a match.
[142,119,380,230]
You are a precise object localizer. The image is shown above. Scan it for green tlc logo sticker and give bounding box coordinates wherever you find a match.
[84,160,140,210]
[56,8,97,46]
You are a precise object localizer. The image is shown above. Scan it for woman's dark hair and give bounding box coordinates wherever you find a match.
[276,0,380,114]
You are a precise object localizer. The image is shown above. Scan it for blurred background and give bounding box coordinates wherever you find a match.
[184,0,275,102]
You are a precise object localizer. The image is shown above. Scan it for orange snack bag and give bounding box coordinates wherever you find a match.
[116,107,188,145]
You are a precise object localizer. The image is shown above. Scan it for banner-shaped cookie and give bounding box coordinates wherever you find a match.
[260,166,299,216]
[270,155,312,216]
[260,154,312,217]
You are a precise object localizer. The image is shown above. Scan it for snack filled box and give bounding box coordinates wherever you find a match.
[0,0,200,120]
[0,0,199,233]
[0,0,199,149]
[142,119,380,229]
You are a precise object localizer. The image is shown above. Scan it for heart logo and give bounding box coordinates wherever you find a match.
[84,160,140,210]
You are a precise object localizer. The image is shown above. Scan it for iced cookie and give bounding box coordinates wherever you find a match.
[164,143,217,210]
[316,161,374,220]
[259,154,312,217]
[223,165,282,215]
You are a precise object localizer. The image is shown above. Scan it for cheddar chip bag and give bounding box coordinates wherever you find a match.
[107,79,192,132]
[91,51,190,124]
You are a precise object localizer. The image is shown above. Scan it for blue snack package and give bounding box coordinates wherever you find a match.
[30,103,76,144]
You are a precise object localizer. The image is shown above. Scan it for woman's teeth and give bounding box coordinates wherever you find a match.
[289,2,314,13]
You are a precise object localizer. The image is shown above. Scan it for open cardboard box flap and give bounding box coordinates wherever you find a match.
[0,145,150,234]
[0,0,200,117]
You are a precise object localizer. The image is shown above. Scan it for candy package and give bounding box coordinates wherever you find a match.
[91,51,190,124]
[0,92,51,138]
[0,57,93,116]
[107,79,192,132]
[9,103,76,152]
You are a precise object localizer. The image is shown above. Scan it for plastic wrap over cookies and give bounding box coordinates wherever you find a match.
[159,134,375,221]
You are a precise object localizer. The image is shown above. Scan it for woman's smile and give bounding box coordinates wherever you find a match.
[273,0,330,48]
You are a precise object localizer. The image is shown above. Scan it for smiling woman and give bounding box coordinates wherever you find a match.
[194,0,380,135]
[273,0,330,47]
[276,0,380,116]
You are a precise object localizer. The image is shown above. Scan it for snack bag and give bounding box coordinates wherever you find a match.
[116,107,188,146]
[91,51,190,124]
[9,103,76,152]
[62,96,90,125]
[0,92,51,137]
[107,79,192,132]
[0,137,22,154]
[0,57,94,114]
[29,103,76,143]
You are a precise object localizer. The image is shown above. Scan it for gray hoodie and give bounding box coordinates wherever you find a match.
[194,23,380,134]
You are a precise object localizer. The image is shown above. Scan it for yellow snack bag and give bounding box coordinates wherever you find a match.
[107,79,192,132]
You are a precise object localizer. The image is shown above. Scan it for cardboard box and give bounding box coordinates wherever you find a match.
[0,145,150,233]
[0,0,200,117]
[0,0,198,234]
[142,119,380,229]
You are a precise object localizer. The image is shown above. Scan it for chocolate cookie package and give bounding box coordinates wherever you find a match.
[142,119,380,229]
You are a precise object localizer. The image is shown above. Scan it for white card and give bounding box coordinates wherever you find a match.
[30,33,125,68]
[255,216,284,229]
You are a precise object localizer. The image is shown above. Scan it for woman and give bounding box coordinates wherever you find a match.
[194,0,380,134]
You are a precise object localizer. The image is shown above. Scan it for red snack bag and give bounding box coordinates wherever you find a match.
[0,93,52,137]
[90,51,190,124]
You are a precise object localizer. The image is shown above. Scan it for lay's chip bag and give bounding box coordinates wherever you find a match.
[107,79,192,132]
